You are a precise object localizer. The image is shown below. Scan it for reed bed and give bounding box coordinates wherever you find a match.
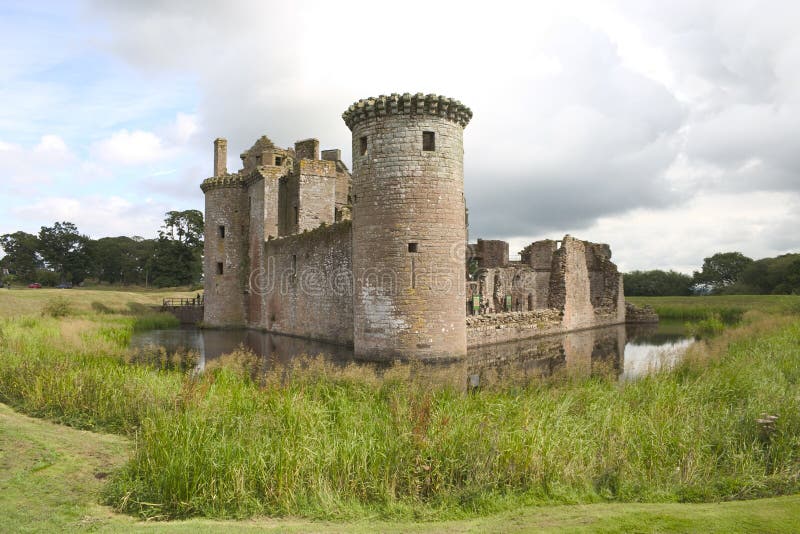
[0,298,798,520]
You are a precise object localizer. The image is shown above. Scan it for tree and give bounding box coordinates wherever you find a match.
[0,231,42,281]
[692,252,753,292]
[624,270,694,296]
[90,236,155,285]
[738,253,800,295]
[149,210,204,287]
[159,210,204,249]
[38,222,91,285]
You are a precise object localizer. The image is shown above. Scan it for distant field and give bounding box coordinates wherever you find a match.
[0,287,199,318]
[627,294,800,321]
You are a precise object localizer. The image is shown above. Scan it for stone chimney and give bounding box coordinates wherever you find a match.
[214,138,227,176]
[294,138,320,160]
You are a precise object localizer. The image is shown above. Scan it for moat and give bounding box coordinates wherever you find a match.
[131,321,692,385]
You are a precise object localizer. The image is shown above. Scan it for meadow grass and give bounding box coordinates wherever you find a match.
[627,294,800,322]
[0,292,798,521]
[4,403,800,533]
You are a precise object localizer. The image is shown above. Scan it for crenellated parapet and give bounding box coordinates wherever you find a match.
[200,173,245,192]
[342,93,473,130]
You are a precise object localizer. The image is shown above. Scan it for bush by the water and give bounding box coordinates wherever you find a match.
[0,304,799,520]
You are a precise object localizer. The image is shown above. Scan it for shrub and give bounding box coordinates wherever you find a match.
[42,297,73,318]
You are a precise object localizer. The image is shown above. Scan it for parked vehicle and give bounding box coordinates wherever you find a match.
[56,283,73,289]
[28,283,42,289]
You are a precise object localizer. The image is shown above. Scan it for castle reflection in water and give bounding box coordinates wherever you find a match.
[132,322,692,388]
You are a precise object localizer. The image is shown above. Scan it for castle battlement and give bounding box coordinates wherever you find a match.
[342,93,473,130]
[200,173,246,192]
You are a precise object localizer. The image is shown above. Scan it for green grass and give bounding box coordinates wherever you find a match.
[0,286,199,319]
[3,402,800,533]
[627,294,800,321]
[1,291,799,525]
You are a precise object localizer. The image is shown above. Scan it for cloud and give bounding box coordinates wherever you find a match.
[90,129,167,165]
[0,134,77,191]
[10,194,170,238]
[1,0,795,271]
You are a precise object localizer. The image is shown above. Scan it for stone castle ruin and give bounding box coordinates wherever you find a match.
[201,92,650,362]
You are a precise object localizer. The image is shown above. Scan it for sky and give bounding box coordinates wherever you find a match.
[1,0,798,273]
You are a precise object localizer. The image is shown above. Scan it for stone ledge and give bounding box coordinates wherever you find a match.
[342,93,472,130]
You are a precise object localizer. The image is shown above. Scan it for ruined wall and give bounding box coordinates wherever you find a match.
[474,239,509,268]
[549,236,595,330]
[466,309,562,347]
[345,93,472,361]
[253,222,354,346]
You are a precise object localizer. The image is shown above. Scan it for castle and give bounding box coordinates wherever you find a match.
[201,93,643,362]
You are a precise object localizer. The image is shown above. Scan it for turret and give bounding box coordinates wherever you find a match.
[201,139,247,327]
[343,93,472,361]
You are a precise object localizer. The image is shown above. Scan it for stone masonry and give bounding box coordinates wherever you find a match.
[201,92,653,362]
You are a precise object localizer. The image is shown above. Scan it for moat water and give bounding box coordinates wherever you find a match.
[131,321,693,386]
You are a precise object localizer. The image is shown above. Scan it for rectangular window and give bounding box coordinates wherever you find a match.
[218,225,225,238]
[292,254,297,276]
[294,206,299,225]
[275,156,283,166]
[408,242,419,253]
[423,131,435,151]
[216,262,224,275]
[359,136,367,156]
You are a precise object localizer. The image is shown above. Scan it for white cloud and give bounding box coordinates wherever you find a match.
[10,195,169,238]
[0,135,77,190]
[91,129,167,165]
[2,1,798,271]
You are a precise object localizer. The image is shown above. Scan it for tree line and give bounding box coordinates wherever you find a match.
[624,251,800,296]
[0,210,203,288]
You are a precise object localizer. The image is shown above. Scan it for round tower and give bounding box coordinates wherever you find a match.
[343,93,473,361]
[200,138,248,327]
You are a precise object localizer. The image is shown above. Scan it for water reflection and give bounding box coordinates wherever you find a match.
[131,321,694,387]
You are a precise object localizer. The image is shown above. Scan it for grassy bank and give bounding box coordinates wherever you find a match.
[627,294,800,322]
[1,292,799,521]
[4,402,800,533]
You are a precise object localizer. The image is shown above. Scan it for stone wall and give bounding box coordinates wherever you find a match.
[251,222,354,346]
[466,309,562,347]
[296,160,337,231]
[473,239,509,268]
[625,302,659,323]
[520,240,557,270]
[549,236,595,330]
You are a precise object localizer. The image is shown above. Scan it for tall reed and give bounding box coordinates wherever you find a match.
[1,308,798,520]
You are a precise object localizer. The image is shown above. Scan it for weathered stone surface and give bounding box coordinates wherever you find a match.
[625,302,660,323]
[348,97,468,362]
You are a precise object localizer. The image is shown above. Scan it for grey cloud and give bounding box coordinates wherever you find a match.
[86,0,799,268]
